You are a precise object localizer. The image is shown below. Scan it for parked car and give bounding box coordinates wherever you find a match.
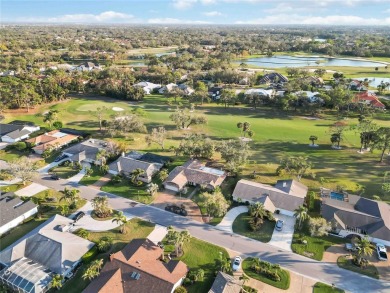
[376,243,388,261]
[165,205,188,216]
[345,243,359,252]
[54,154,67,162]
[275,219,284,231]
[73,211,85,222]
[232,256,242,271]
[50,173,60,180]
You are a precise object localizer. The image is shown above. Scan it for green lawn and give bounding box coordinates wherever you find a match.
[242,258,290,290]
[337,256,379,279]
[232,213,275,243]
[4,94,390,200]
[101,178,156,204]
[58,218,154,293]
[79,165,106,186]
[313,282,344,293]
[0,183,29,193]
[49,165,80,179]
[292,227,347,261]
[164,237,230,293]
[0,149,28,162]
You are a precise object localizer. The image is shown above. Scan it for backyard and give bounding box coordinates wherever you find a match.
[232,212,275,243]
[3,94,390,201]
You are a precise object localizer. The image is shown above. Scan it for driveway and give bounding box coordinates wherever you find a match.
[38,158,68,174]
[151,192,205,223]
[0,142,9,150]
[67,162,90,184]
[69,201,134,232]
[15,183,48,197]
[147,225,168,245]
[217,206,248,233]
[268,214,296,252]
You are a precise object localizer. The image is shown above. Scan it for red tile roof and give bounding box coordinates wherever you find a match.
[354,92,385,109]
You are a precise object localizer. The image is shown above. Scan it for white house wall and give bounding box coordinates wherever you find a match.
[338,229,390,247]
[0,207,38,235]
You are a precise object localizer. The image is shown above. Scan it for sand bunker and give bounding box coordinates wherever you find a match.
[112,107,124,111]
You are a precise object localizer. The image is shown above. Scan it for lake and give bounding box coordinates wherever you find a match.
[237,55,387,68]
[356,77,390,87]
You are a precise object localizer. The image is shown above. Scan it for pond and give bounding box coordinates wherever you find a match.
[236,55,387,68]
[356,77,390,87]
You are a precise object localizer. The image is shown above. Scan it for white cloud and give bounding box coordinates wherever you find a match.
[148,18,212,24]
[203,11,223,16]
[235,14,390,25]
[17,11,136,23]
[172,0,216,9]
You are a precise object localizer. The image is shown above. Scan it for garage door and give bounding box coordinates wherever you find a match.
[165,183,179,192]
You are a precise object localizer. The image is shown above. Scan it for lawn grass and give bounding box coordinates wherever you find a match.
[232,213,275,243]
[0,149,28,162]
[164,237,230,293]
[0,182,30,193]
[313,282,345,293]
[337,256,379,279]
[49,165,80,179]
[101,178,155,204]
[4,94,390,200]
[58,218,154,293]
[79,165,106,186]
[291,226,348,261]
[242,258,290,290]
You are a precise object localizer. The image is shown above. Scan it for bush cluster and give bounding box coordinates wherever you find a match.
[250,259,281,282]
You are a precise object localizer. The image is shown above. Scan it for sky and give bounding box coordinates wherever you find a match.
[1,0,390,26]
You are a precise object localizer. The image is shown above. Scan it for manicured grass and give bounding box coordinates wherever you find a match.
[337,256,379,279]
[4,94,390,200]
[232,213,275,243]
[164,237,230,293]
[242,258,290,290]
[292,227,347,261]
[79,165,106,186]
[313,282,345,293]
[0,183,29,193]
[58,218,154,293]
[0,149,27,162]
[101,178,155,204]
[49,165,80,179]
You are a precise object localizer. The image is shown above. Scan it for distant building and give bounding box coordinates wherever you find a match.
[134,82,161,95]
[353,92,385,109]
[0,193,38,235]
[259,73,288,84]
[0,122,40,143]
[83,238,188,293]
[26,130,79,155]
[62,139,111,165]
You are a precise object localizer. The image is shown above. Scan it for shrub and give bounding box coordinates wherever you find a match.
[111,174,122,184]
[97,236,113,252]
[308,217,331,237]
[183,278,192,286]
[13,142,27,151]
[174,286,187,293]
[52,121,63,129]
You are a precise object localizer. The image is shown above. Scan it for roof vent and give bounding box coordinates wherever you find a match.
[282,182,287,187]
[131,272,141,280]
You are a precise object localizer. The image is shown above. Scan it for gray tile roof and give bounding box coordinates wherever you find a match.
[109,156,162,177]
[0,124,24,136]
[209,271,242,293]
[1,128,31,139]
[63,139,108,162]
[232,179,307,212]
[0,193,37,227]
[321,196,390,242]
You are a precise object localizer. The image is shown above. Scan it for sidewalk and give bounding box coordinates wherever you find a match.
[15,183,48,197]
[217,206,248,233]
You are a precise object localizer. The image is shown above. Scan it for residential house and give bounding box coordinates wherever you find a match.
[209,271,242,293]
[0,193,38,235]
[259,73,288,84]
[349,80,366,91]
[62,139,111,165]
[134,82,161,95]
[244,88,275,99]
[75,62,101,72]
[208,86,223,100]
[164,160,226,193]
[0,215,94,293]
[83,238,188,293]
[0,122,40,143]
[294,91,322,103]
[159,83,178,94]
[108,153,163,183]
[232,179,308,217]
[177,84,194,95]
[353,91,385,109]
[159,83,194,96]
[321,191,390,246]
[26,130,79,155]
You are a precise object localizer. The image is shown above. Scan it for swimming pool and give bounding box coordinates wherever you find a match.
[330,192,344,201]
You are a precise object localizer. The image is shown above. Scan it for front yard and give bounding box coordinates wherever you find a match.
[59,218,154,293]
[163,237,230,293]
[337,255,379,279]
[232,212,275,243]
[313,282,345,293]
[49,163,80,179]
[79,165,106,186]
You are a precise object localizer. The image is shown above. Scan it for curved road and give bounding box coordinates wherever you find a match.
[35,175,390,293]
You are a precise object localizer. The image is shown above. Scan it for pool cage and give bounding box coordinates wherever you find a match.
[0,258,52,293]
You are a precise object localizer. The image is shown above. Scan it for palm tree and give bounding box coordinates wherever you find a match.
[130,168,146,186]
[355,236,374,266]
[147,183,159,196]
[294,205,309,230]
[112,211,128,234]
[43,110,59,128]
[76,228,90,239]
[50,274,63,290]
[96,149,107,166]
[59,204,69,216]
[158,169,169,182]
[91,196,112,218]
[167,226,191,256]
[249,203,267,219]
[60,188,80,204]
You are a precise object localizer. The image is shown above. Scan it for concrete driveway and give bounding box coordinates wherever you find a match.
[268,214,296,252]
[15,183,48,197]
[217,206,248,233]
[0,142,9,150]
[67,162,90,184]
[38,158,68,174]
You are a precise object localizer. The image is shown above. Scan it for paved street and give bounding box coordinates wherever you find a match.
[34,175,390,293]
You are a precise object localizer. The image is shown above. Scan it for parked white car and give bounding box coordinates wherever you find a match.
[232,256,242,271]
[376,243,388,261]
